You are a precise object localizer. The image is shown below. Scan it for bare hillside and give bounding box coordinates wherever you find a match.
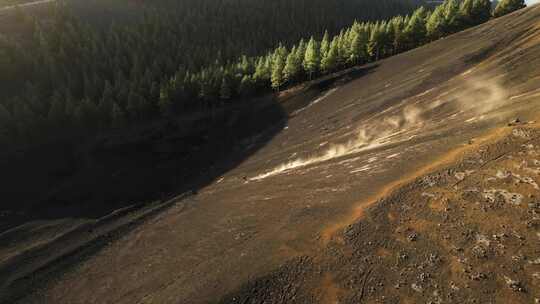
[1,4,540,304]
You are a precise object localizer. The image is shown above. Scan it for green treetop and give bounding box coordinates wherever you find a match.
[303,36,320,79]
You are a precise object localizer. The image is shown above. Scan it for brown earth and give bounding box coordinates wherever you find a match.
[2,4,540,304]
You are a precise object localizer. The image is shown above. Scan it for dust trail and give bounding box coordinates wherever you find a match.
[250,105,424,181]
[453,75,509,114]
[251,74,511,181]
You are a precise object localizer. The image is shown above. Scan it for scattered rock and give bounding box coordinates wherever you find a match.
[475,234,491,247]
[504,276,525,292]
[472,245,488,259]
[483,189,523,205]
[496,170,511,179]
[422,192,436,198]
[508,118,522,126]
[513,128,531,138]
[411,283,423,293]
[470,272,487,281]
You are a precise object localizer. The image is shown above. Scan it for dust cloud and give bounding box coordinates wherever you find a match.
[251,74,510,181]
[250,104,425,181]
[452,75,509,114]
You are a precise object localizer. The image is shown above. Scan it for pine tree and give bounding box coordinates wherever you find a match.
[427,4,446,40]
[284,45,301,83]
[295,38,305,55]
[303,36,320,79]
[380,21,393,58]
[349,23,369,65]
[405,7,428,48]
[238,55,253,75]
[391,16,406,54]
[271,48,286,91]
[320,31,330,60]
[493,0,525,17]
[368,23,383,61]
[337,30,350,67]
[321,37,339,73]
[444,0,462,34]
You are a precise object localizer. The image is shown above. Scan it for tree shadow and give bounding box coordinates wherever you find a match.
[0,63,379,302]
[1,64,380,233]
[0,96,287,232]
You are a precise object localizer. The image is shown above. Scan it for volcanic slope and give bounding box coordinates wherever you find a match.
[3,4,540,304]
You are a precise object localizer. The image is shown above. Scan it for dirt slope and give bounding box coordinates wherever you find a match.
[2,5,540,304]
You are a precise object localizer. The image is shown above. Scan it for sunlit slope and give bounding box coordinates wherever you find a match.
[3,5,540,304]
[246,5,540,182]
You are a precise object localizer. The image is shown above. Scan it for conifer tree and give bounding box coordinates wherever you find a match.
[284,46,301,83]
[337,30,350,67]
[380,21,393,57]
[444,0,462,33]
[238,55,253,75]
[427,4,446,40]
[296,39,307,62]
[368,23,384,61]
[271,46,287,91]
[406,7,428,48]
[349,23,369,65]
[303,37,320,79]
[391,16,406,54]
[321,37,339,73]
[493,0,525,17]
[253,57,267,85]
[320,31,330,60]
